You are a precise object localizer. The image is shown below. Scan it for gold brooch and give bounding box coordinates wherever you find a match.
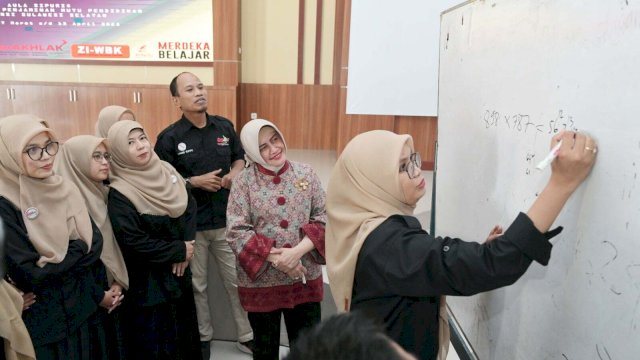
[294,178,309,191]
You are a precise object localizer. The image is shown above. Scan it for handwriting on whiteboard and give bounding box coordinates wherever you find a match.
[482,109,578,134]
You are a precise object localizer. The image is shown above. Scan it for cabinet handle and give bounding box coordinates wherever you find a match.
[137,91,142,104]
[68,90,73,102]
[74,90,78,102]
[132,91,141,103]
[6,88,10,100]
[11,88,15,100]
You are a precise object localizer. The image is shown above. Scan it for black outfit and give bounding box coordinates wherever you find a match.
[100,292,127,360]
[248,302,321,360]
[351,212,561,360]
[1,197,108,360]
[154,114,245,231]
[107,188,201,360]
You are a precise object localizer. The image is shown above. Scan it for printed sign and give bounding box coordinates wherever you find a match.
[0,1,213,62]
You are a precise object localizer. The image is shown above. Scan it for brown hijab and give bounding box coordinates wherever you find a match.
[95,105,135,138]
[0,280,36,360]
[325,130,449,359]
[0,114,92,266]
[107,120,188,217]
[54,135,129,289]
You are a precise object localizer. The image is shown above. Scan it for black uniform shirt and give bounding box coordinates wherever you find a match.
[1,197,105,347]
[155,114,245,231]
[352,212,560,360]
[108,188,196,307]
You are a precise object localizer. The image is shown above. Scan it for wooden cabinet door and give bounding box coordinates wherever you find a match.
[9,84,79,140]
[1,83,189,142]
[0,86,15,117]
[208,88,237,126]
[133,87,182,144]
[63,85,101,138]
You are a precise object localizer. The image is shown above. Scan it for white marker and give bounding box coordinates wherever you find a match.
[300,260,306,285]
[536,140,563,170]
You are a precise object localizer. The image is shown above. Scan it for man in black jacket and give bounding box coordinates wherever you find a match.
[155,72,254,360]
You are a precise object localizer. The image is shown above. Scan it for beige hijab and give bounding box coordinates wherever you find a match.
[240,119,288,172]
[0,114,92,267]
[54,135,129,289]
[0,280,36,360]
[325,130,449,359]
[95,105,135,138]
[107,120,188,217]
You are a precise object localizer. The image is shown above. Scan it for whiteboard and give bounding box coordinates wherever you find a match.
[436,1,640,359]
[346,0,461,116]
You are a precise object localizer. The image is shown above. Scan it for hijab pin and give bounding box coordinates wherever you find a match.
[170,175,178,184]
[25,207,39,220]
[294,178,309,191]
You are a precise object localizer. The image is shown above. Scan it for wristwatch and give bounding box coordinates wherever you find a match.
[185,177,191,184]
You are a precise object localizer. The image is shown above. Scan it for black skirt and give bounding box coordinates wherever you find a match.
[122,292,201,360]
[34,311,108,360]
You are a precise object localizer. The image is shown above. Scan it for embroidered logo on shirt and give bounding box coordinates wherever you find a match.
[177,141,194,156]
[217,135,230,146]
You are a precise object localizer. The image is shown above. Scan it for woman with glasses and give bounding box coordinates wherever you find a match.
[0,114,112,360]
[106,120,201,359]
[54,135,129,359]
[325,130,597,360]
[226,119,326,360]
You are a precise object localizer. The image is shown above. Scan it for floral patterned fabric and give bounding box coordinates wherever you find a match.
[226,161,326,312]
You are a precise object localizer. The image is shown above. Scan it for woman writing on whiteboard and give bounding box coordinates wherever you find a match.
[325,130,597,360]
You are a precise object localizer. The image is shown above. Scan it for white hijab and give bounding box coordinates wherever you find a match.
[240,119,288,172]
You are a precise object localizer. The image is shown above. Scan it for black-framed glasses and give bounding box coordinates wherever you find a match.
[23,142,59,161]
[92,152,112,162]
[402,152,422,179]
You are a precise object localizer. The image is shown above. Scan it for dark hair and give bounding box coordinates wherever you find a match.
[284,312,410,360]
[169,71,190,97]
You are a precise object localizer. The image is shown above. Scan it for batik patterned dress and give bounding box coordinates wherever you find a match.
[226,160,326,312]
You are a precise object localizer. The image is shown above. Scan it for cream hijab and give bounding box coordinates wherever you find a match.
[240,119,288,172]
[95,105,135,138]
[0,280,36,360]
[54,135,129,289]
[325,130,449,359]
[107,120,188,217]
[0,114,92,267]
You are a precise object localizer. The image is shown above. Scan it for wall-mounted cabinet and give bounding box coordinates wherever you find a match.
[0,82,221,142]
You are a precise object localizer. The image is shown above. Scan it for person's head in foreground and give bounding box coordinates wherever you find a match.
[285,312,417,360]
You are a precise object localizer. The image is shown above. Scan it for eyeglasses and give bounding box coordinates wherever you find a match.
[401,152,422,179]
[92,152,112,162]
[23,142,59,161]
